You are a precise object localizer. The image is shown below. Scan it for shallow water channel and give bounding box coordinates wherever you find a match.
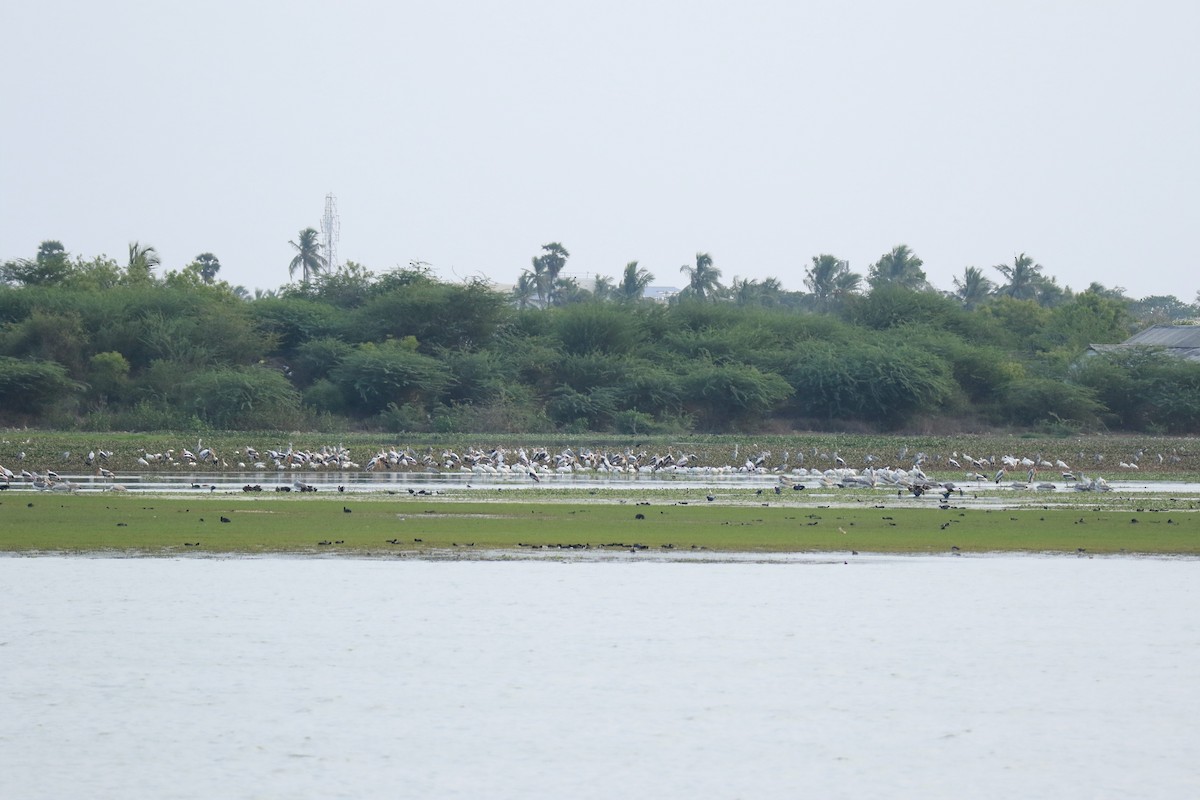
[10,467,1200,498]
[2,554,1197,799]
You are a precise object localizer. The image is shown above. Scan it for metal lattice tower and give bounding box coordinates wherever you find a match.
[321,193,340,272]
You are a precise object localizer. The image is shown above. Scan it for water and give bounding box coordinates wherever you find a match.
[2,555,1197,799]
[10,468,1200,497]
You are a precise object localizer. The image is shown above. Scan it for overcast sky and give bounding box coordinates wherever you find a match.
[3,0,1197,300]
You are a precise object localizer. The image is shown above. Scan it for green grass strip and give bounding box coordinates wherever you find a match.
[2,494,1197,556]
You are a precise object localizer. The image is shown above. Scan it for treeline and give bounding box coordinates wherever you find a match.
[1,242,1199,434]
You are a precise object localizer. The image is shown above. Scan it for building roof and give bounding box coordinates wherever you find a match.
[1089,324,1200,363]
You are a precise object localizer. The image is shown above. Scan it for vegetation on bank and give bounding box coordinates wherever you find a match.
[2,241,1200,435]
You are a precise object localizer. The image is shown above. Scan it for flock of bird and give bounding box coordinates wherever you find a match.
[0,438,1183,494]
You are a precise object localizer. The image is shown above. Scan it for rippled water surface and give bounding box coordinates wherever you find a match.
[2,556,1197,799]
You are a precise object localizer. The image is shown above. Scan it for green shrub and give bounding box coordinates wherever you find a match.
[0,355,84,421]
[182,366,303,429]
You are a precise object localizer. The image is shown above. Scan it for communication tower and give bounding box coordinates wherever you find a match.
[321,193,340,272]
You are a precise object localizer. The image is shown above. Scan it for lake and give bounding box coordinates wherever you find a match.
[2,554,1197,799]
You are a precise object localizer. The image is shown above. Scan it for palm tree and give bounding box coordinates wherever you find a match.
[867,244,928,291]
[193,252,221,284]
[37,240,67,267]
[617,261,654,303]
[679,252,722,301]
[127,241,160,282]
[511,272,539,309]
[591,274,616,302]
[530,242,570,307]
[730,277,784,307]
[994,253,1044,301]
[805,254,860,311]
[288,227,327,285]
[952,266,994,309]
[553,275,588,305]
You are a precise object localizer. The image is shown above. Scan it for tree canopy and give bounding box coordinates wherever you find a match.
[1,236,1197,434]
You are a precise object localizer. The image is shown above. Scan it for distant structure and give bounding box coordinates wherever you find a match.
[645,286,681,304]
[1088,324,1200,363]
[321,193,340,272]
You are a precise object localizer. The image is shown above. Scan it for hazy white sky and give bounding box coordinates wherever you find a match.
[3,0,1197,299]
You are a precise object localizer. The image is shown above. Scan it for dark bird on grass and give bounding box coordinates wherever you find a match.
[318,540,332,546]
[706,494,715,502]
[220,516,231,523]
[343,506,352,513]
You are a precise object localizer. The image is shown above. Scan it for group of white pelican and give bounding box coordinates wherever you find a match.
[0,440,1162,495]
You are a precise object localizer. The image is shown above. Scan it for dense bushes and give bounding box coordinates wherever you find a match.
[182,366,304,429]
[786,341,955,429]
[1076,348,1200,433]
[0,269,1196,433]
[0,355,83,418]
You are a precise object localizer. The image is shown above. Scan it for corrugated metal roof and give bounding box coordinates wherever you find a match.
[1124,325,1200,347]
[1088,325,1200,363]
